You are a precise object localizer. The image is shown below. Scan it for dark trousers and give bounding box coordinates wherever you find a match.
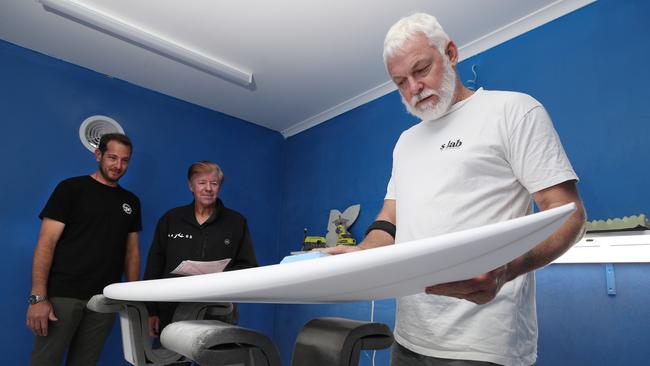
[390,342,502,366]
[30,297,115,366]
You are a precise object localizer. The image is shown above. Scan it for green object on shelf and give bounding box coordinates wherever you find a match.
[586,214,649,233]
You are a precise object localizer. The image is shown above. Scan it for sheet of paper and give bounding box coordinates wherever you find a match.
[170,258,231,276]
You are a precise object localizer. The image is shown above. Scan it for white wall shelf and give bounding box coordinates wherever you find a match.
[553,230,650,264]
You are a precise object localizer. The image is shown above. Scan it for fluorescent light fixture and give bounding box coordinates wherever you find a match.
[39,0,253,87]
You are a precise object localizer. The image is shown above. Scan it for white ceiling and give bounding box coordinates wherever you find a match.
[0,0,594,137]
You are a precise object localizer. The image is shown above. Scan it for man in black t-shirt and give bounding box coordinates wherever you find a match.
[26,133,142,366]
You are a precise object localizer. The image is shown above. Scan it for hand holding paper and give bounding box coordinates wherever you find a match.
[170,258,231,276]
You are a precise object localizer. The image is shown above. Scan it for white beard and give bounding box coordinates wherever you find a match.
[401,57,457,122]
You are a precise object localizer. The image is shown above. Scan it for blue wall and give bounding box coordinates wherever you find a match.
[0,39,284,365]
[278,0,649,365]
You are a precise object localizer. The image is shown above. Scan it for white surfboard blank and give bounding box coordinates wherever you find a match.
[104,203,575,304]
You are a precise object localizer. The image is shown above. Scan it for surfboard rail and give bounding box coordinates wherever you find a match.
[104,203,576,304]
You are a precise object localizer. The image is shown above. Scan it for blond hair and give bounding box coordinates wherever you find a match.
[187,161,224,184]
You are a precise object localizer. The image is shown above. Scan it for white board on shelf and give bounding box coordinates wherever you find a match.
[553,230,650,264]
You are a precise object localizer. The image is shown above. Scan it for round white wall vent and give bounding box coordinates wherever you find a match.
[79,115,125,152]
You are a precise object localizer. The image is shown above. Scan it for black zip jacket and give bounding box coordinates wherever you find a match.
[143,198,258,316]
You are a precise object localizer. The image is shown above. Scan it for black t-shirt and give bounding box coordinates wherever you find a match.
[40,175,142,299]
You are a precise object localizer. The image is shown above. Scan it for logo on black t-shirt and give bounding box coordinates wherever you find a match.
[122,203,133,215]
[440,139,463,151]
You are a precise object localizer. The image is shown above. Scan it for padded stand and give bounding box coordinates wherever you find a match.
[291,317,394,366]
[89,295,392,366]
[161,320,281,366]
[87,295,234,365]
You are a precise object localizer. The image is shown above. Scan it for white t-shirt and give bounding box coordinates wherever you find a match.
[386,88,577,366]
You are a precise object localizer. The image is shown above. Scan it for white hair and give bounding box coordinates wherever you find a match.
[383,13,450,65]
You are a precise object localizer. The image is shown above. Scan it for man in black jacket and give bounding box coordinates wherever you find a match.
[143,161,257,337]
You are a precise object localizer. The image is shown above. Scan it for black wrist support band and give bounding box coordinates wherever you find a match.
[365,220,396,238]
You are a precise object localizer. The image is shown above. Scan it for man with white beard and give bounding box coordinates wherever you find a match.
[322,13,586,366]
